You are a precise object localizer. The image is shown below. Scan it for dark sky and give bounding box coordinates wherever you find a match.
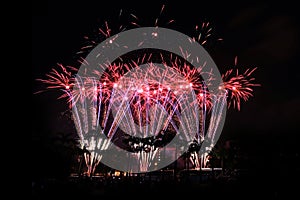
[32,1,300,150]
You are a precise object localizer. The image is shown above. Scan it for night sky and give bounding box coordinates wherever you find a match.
[32,0,300,194]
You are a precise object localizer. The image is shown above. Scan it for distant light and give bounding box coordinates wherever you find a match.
[124,96,128,100]
[109,39,113,44]
[159,88,163,92]
[232,86,236,90]
[146,86,150,90]
[174,91,178,94]
[167,87,171,90]
[65,85,70,90]
[118,84,122,88]
[180,85,183,89]
[200,93,203,97]
[81,87,85,91]
[103,82,107,86]
[94,87,98,91]
[138,88,143,93]
[185,85,189,88]
[113,83,118,88]
[218,86,222,90]
[189,83,193,87]
[152,32,158,37]
[153,90,157,94]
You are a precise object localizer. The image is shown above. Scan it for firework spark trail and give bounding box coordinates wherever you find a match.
[200,87,207,143]
[109,86,136,137]
[152,87,163,137]
[58,72,116,175]
[191,90,227,169]
[72,76,122,176]
[35,64,76,101]
[222,67,260,110]
[162,97,181,132]
[124,93,139,136]
[137,147,158,172]
[194,21,214,45]
[83,134,111,176]
[207,93,227,143]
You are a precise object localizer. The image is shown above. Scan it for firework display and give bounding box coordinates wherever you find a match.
[36,7,259,176]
